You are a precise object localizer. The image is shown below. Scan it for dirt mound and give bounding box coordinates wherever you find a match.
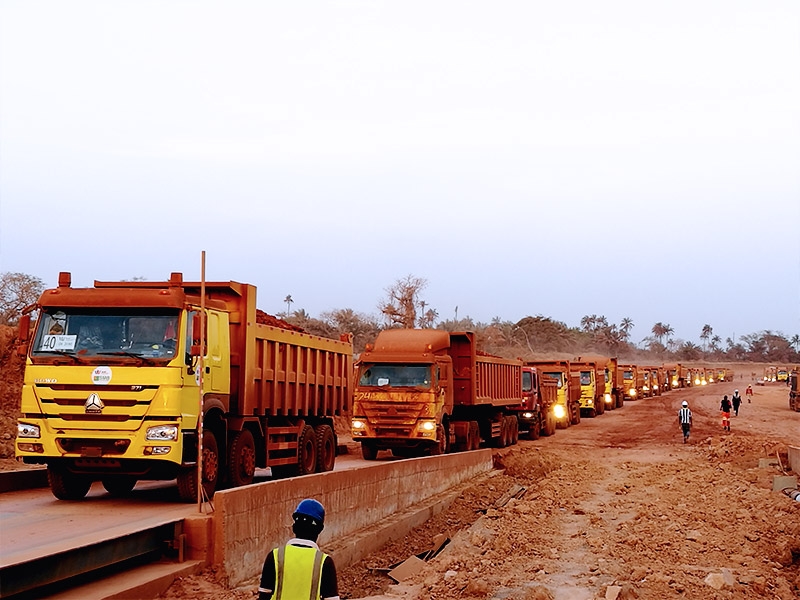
[255,310,304,332]
[0,325,23,459]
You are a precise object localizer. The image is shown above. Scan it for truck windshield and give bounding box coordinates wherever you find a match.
[544,372,563,387]
[623,370,634,380]
[522,371,532,392]
[580,371,592,385]
[359,365,432,388]
[32,309,180,360]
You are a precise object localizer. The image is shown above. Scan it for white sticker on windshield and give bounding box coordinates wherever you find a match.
[92,366,112,385]
[377,377,389,386]
[41,335,77,351]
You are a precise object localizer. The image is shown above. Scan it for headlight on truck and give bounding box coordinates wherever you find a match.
[352,419,366,430]
[522,412,534,419]
[420,420,436,432]
[553,404,566,419]
[17,423,40,438]
[629,389,636,397]
[604,393,612,404]
[146,425,179,441]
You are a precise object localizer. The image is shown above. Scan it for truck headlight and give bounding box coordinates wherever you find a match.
[553,404,566,419]
[522,412,534,419]
[604,393,612,404]
[352,419,366,430]
[146,425,178,441]
[629,389,637,397]
[420,420,436,432]
[17,423,40,438]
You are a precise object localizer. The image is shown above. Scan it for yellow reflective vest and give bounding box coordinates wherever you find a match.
[273,543,327,600]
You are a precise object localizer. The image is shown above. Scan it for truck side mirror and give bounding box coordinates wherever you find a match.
[18,314,31,343]
[17,314,31,356]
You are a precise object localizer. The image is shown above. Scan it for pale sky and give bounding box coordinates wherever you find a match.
[1,1,798,346]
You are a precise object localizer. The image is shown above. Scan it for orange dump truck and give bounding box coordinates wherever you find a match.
[351,329,523,458]
[15,272,353,501]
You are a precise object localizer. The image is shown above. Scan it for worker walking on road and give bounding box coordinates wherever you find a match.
[731,389,742,416]
[745,384,753,403]
[677,400,693,443]
[259,499,340,600]
[720,395,732,431]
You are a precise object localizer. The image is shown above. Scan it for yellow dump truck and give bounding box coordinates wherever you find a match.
[619,364,643,400]
[15,272,352,501]
[570,360,606,417]
[526,360,582,428]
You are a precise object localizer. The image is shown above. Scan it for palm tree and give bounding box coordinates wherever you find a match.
[700,324,713,351]
[283,294,293,318]
[620,317,634,342]
[791,334,800,352]
[651,322,668,345]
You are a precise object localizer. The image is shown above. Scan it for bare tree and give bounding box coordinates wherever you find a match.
[0,272,45,326]
[379,275,428,329]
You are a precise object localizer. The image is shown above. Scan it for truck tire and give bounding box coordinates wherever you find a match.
[297,425,317,475]
[48,466,92,501]
[430,424,448,455]
[467,421,481,450]
[596,398,605,415]
[361,441,378,460]
[177,430,219,502]
[315,424,336,472]
[510,416,519,444]
[101,475,137,496]
[543,411,557,436]
[571,404,581,425]
[228,429,256,487]
[529,416,541,440]
[615,393,624,409]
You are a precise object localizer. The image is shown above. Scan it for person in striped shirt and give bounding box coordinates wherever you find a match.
[677,401,692,443]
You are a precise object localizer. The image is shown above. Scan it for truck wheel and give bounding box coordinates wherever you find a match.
[498,417,511,448]
[48,466,92,500]
[297,425,317,475]
[510,417,519,444]
[596,399,605,415]
[101,475,137,496]
[544,411,557,436]
[529,417,541,440]
[315,425,336,472]
[468,421,481,450]
[228,429,256,487]
[504,416,517,445]
[430,424,448,455]
[616,394,624,409]
[177,430,219,502]
[572,405,581,425]
[361,442,378,460]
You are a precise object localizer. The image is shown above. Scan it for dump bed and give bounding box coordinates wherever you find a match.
[443,332,523,407]
[91,274,353,417]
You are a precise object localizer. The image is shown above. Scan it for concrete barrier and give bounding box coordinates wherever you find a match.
[212,449,494,587]
[788,446,800,474]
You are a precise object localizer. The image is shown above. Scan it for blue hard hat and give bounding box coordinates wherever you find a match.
[293,499,325,525]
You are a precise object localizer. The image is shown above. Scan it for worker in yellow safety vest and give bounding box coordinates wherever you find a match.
[258,498,339,600]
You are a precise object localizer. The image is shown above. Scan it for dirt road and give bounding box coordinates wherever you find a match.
[162,381,799,599]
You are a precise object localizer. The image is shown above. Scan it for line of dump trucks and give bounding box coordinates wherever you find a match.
[13,273,754,501]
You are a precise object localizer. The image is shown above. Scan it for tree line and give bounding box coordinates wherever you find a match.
[2,271,798,363]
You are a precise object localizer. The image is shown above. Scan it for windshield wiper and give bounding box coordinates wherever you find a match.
[36,350,84,364]
[98,351,157,366]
